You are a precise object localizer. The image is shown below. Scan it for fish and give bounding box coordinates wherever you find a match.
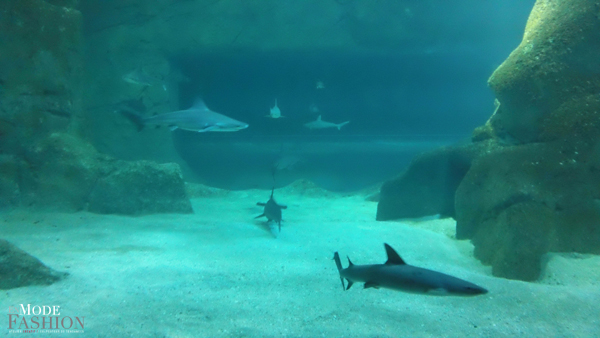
[255,188,287,232]
[122,68,155,87]
[333,243,488,296]
[304,115,349,130]
[316,80,325,89]
[119,99,249,132]
[266,99,283,118]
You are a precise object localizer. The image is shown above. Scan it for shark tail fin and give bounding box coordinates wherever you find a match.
[337,121,350,130]
[333,252,347,290]
[118,109,145,131]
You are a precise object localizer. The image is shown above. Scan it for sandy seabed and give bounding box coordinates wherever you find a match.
[1,186,599,337]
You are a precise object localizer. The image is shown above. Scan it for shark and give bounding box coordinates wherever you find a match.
[304,115,349,130]
[120,99,248,132]
[267,99,283,118]
[333,243,488,296]
[122,68,155,87]
[255,188,287,232]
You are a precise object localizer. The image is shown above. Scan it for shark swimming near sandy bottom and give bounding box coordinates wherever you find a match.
[255,188,287,232]
[333,243,488,296]
[304,115,349,130]
[122,68,155,87]
[119,99,248,132]
[267,99,283,118]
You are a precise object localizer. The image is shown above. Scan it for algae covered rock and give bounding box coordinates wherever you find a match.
[376,141,496,221]
[455,142,600,280]
[0,155,21,209]
[0,0,84,146]
[19,133,192,215]
[486,0,600,144]
[0,239,68,290]
[88,161,193,215]
[455,0,600,281]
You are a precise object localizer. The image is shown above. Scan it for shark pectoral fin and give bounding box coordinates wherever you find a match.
[198,125,217,132]
[428,288,449,296]
[279,204,288,209]
[254,214,265,219]
[168,125,178,131]
[364,281,380,289]
[346,280,354,290]
[257,202,267,206]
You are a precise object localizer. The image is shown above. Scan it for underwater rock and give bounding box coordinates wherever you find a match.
[376,141,496,221]
[0,239,68,290]
[0,155,21,209]
[486,0,600,144]
[455,142,600,281]
[18,133,192,215]
[88,161,193,215]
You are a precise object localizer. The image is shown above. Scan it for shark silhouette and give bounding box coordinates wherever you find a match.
[304,115,349,130]
[120,99,248,132]
[255,188,287,232]
[334,243,488,296]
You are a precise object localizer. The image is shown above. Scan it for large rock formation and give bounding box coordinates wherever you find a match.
[376,141,497,221]
[0,239,68,290]
[378,0,600,281]
[484,0,600,144]
[17,133,193,215]
[456,142,600,280]
[0,0,83,154]
[456,0,600,281]
[0,1,193,215]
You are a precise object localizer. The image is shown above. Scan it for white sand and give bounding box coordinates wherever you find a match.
[1,187,599,337]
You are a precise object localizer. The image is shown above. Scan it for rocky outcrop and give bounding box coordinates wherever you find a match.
[455,142,600,280]
[16,133,193,215]
[88,161,192,215]
[0,239,68,290]
[456,0,600,281]
[485,0,600,144]
[376,141,496,221]
[0,1,193,216]
[378,0,600,281]
[0,0,83,154]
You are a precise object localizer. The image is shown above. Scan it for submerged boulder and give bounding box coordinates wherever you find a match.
[376,141,496,221]
[19,133,193,215]
[486,0,600,144]
[88,161,192,215]
[0,239,68,290]
[455,142,600,280]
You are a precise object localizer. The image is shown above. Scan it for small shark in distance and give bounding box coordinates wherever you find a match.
[122,68,155,87]
[304,115,349,130]
[120,99,249,132]
[267,99,283,118]
[333,243,488,296]
[255,188,287,232]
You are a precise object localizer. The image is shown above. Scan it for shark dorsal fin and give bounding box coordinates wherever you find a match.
[347,256,354,267]
[317,115,322,121]
[191,98,209,111]
[384,243,406,265]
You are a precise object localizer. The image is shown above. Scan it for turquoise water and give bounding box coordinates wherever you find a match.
[2,1,600,337]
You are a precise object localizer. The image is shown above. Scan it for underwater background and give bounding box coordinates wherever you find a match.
[1,0,600,337]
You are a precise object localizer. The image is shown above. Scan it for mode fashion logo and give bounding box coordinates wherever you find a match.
[7,304,84,334]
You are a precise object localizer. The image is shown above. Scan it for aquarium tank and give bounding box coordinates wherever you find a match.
[1,0,599,336]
